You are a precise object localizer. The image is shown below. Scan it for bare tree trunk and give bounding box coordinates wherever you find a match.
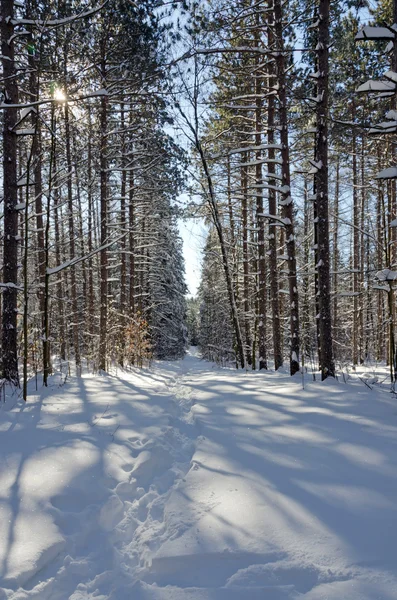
[129,164,135,316]
[254,38,267,370]
[87,107,94,354]
[53,124,66,361]
[241,155,252,365]
[198,142,245,368]
[267,17,282,370]
[352,110,359,366]
[332,156,340,361]
[273,0,300,375]
[302,177,311,368]
[376,145,384,362]
[119,102,127,365]
[1,0,19,384]
[315,0,334,379]
[65,101,81,371]
[360,134,366,362]
[99,48,108,371]
[43,105,55,386]
[178,73,246,368]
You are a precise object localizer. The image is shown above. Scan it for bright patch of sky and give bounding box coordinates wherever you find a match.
[178,213,207,298]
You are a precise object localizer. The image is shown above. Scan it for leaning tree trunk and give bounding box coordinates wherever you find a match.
[1,0,19,384]
[181,78,246,368]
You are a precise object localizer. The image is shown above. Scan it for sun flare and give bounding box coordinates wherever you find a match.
[53,88,66,102]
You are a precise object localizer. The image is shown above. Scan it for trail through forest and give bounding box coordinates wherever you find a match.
[1,350,397,599]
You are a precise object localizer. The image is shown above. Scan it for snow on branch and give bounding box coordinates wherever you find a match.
[257,213,290,226]
[369,121,397,134]
[355,26,395,41]
[376,269,397,282]
[47,233,126,275]
[0,282,23,292]
[0,89,109,111]
[356,80,396,93]
[384,70,397,83]
[11,4,107,27]
[375,166,397,179]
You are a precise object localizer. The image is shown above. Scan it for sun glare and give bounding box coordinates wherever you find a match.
[54,88,67,102]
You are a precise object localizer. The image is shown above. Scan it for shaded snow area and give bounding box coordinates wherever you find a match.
[1,350,397,599]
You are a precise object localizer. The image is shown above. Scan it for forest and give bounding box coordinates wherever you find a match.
[2,2,397,599]
[0,0,396,389]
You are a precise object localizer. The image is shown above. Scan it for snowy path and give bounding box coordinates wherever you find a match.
[1,351,397,599]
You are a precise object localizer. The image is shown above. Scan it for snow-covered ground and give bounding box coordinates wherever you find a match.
[1,350,397,599]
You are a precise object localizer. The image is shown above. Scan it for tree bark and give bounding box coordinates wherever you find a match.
[254,31,267,370]
[273,0,300,375]
[267,17,282,370]
[241,154,252,365]
[99,46,108,371]
[315,0,335,379]
[65,100,81,371]
[1,0,19,384]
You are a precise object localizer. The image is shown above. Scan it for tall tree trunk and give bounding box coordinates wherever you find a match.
[352,109,359,366]
[1,0,19,384]
[267,17,282,370]
[99,50,108,371]
[241,155,252,365]
[65,101,81,371]
[302,177,311,367]
[255,32,267,370]
[129,163,135,316]
[119,102,127,365]
[87,107,94,355]
[332,156,340,360]
[376,145,384,362]
[273,0,300,375]
[53,123,66,361]
[360,134,366,362]
[315,0,334,379]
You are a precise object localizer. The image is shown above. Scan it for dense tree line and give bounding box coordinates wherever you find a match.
[183,0,397,380]
[0,0,187,397]
[2,0,397,393]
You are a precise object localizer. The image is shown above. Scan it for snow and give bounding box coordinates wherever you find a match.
[384,70,397,83]
[356,80,396,93]
[19,107,37,120]
[1,351,397,599]
[15,128,35,136]
[355,26,395,40]
[369,120,397,134]
[376,268,397,281]
[308,160,322,174]
[376,166,397,179]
